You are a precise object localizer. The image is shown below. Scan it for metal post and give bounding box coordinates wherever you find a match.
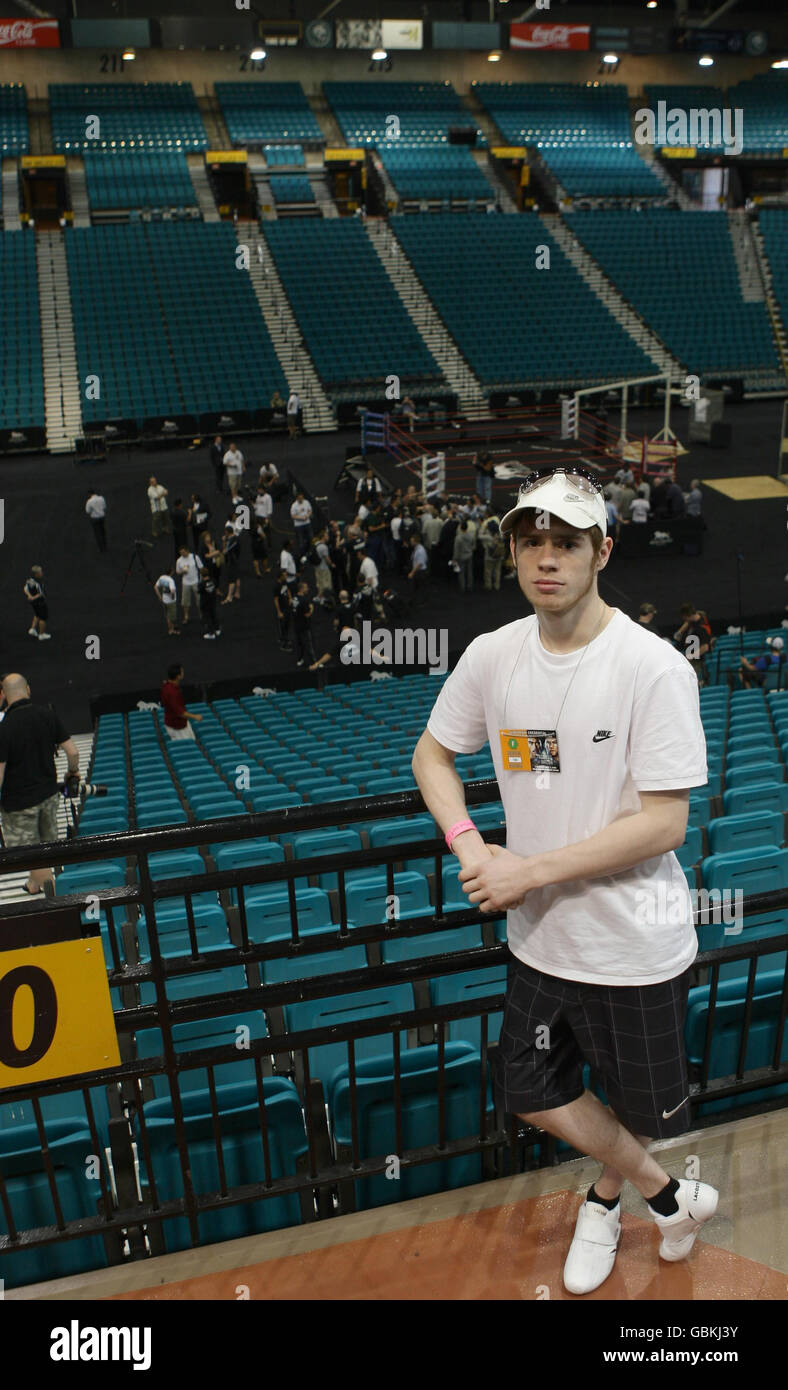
[618,384,629,452]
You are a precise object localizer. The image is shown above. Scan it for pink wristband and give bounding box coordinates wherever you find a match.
[445,819,477,851]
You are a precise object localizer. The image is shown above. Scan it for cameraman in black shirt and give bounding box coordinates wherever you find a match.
[0,673,80,894]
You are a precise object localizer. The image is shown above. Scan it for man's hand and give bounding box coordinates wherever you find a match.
[459,844,545,913]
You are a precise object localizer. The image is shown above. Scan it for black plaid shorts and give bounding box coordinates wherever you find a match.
[495,951,694,1140]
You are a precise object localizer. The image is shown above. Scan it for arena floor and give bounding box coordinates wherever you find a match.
[10,1108,786,1302]
[1,399,786,731]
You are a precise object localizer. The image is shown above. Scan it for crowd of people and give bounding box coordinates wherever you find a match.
[20,448,784,693]
[603,468,704,542]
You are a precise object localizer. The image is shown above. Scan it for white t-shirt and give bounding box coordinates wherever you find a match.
[86,495,106,519]
[254,493,273,520]
[630,497,651,524]
[287,393,300,416]
[359,556,379,588]
[291,498,312,525]
[280,548,297,579]
[148,485,168,513]
[223,448,244,475]
[176,553,202,588]
[427,609,707,987]
[155,575,176,604]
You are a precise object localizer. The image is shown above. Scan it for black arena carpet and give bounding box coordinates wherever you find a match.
[1,398,787,733]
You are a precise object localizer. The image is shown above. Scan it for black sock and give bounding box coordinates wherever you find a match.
[587,1183,619,1211]
[647,1176,680,1216]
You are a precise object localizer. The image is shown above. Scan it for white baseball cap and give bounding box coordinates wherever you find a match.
[766,636,784,651]
[500,469,608,537]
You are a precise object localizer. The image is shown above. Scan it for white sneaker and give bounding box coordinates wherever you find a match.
[38,633,52,640]
[28,626,37,636]
[649,1179,719,1262]
[563,1197,621,1295]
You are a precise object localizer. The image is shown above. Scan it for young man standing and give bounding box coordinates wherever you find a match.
[412,466,718,1296]
[24,565,51,640]
[222,442,245,499]
[175,546,203,627]
[154,566,180,636]
[160,665,203,741]
[147,476,170,539]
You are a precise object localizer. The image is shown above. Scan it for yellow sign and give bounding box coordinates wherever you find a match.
[660,147,697,159]
[491,147,526,160]
[0,938,120,1088]
[21,155,66,169]
[325,148,365,162]
[206,150,247,164]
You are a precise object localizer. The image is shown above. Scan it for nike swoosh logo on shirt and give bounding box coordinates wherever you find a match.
[662,1098,688,1119]
[592,732,613,743]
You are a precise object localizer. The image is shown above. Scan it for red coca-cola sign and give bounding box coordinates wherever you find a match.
[0,18,60,47]
[510,22,590,50]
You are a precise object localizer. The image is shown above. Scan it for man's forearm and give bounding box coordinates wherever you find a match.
[411,732,490,866]
[530,808,687,891]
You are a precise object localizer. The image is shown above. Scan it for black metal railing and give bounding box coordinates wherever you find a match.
[0,780,786,1288]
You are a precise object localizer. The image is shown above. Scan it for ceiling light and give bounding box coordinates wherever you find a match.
[646,1,657,8]
[603,54,619,65]
[487,52,501,62]
[371,48,388,62]
[698,55,714,67]
[771,59,788,69]
[122,47,135,61]
[250,47,266,61]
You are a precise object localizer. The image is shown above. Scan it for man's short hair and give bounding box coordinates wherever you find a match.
[167,663,182,681]
[639,602,657,616]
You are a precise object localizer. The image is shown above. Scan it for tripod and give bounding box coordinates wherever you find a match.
[121,540,155,595]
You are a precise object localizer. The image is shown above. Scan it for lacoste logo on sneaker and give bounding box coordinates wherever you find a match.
[661,1098,688,1119]
[592,730,613,743]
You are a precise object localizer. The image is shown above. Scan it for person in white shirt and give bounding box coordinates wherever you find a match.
[357,548,378,590]
[222,443,245,499]
[154,567,179,635]
[259,461,279,492]
[411,466,718,1297]
[629,489,651,525]
[280,545,297,582]
[287,391,301,438]
[254,487,273,525]
[147,477,170,540]
[290,490,313,559]
[175,546,203,625]
[85,491,108,552]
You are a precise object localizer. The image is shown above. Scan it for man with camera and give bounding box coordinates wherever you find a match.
[0,672,80,895]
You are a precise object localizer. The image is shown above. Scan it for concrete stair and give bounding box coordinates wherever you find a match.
[636,145,696,210]
[750,215,788,386]
[197,96,231,151]
[728,210,766,302]
[27,97,52,158]
[0,733,94,907]
[306,93,345,147]
[1,157,20,228]
[66,156,91,228]
[307,170,340,218]
[247,222,337,432]
[364,217,487,412]
[248,152,277,221]
[36,230,83,454]
[186,153,220,222]
[541,211,683,377]
[469,148,518,212]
